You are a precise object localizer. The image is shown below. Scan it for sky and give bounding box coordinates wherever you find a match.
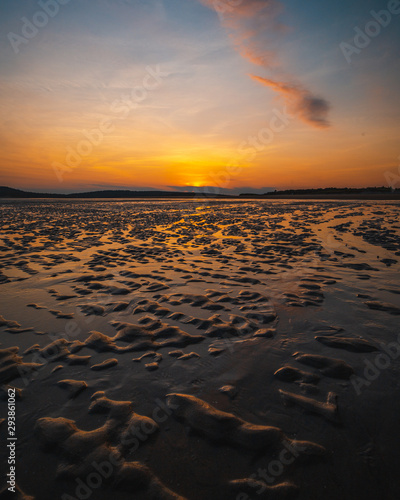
[0,0,399,193]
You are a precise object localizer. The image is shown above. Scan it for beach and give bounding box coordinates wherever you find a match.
[1,199,400,500]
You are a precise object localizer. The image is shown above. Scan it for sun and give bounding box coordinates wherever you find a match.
[184,181,204,188]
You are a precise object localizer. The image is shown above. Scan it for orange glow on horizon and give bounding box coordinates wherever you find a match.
[0,82,398,193]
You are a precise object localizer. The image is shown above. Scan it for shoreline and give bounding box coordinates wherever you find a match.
[1,194,400,201]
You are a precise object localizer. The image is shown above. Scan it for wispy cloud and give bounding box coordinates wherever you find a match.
[199,0,331,128]
[251,75,330,128]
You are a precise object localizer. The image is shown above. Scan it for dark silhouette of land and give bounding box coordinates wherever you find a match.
[1,185,399,200]
[240,186,400,200]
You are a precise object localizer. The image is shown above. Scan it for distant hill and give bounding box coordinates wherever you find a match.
[0,186,66,198]
[0,186,231,199]
[262,186,399,195]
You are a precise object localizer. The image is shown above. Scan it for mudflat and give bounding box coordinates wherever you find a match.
[0,199,399,500]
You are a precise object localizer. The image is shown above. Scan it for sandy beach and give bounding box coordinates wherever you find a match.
[1,199,400,500]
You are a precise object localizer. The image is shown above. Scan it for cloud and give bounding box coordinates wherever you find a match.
[199,0,331,128]
[250,75,330,128]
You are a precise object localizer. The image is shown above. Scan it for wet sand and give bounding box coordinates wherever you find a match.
[0,199,400,500]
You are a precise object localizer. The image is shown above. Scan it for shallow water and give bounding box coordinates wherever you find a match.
[0,200,399,500]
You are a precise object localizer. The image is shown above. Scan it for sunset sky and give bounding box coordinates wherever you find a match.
[0,0,399,193]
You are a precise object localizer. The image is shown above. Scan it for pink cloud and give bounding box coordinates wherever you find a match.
[199,0,331,128]
[250,75,330,128]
